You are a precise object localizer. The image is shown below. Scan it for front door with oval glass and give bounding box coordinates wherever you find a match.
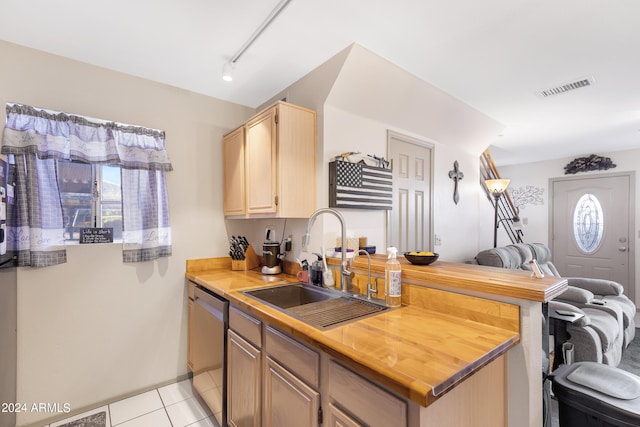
[551,173,634,302]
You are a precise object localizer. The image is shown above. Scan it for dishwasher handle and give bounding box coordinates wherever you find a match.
[194,286,229,322]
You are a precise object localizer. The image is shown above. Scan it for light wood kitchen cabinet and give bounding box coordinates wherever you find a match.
[264,325,321,426]
[264,326,319,387]
[323,355,505,427]
[244,107,277,214]
[227,330,261,427]
[223,101,316,218]
[264,356,321,427]
[221,309,505,427]
[222,126,245,216]
[228,307,263,427]
[326,358,407,427]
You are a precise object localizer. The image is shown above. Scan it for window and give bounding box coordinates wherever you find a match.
[573,193,604,253]
[2,103,172,267]
[58,162,122,242]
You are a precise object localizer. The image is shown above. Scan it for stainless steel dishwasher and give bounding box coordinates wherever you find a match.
[191,285,229,427]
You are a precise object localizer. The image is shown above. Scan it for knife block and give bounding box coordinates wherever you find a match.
[231,244,260,271]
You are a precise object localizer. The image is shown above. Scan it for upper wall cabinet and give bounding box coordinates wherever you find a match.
[223,101,317,218]
[222,126,246,216]
[245,106,278,214]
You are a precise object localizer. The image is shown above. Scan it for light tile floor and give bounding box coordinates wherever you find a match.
[41,379,219,427]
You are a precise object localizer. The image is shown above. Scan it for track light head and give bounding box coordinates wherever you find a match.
[222,62,233,82]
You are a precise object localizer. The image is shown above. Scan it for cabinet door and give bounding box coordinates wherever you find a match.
[264,356,320,427]
[245,107,277,214]
[275,102,317,217]
[328,360,407,427]
[222,127,246,216]
[227,329,261,427]
[326,404,363,427]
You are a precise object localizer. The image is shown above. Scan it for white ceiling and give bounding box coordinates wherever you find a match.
[2,0,640,165]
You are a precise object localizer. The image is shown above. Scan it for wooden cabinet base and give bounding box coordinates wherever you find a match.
[327,358,407,426]
[411,355,507,427]
[224,307,508,427]
[323,353,506,427]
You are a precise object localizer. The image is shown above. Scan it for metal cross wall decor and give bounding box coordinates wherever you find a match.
[448,160,464,204]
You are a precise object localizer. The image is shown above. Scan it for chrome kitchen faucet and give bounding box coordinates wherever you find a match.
[302,208,353,292]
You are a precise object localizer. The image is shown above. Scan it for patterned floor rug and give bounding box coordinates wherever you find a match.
[59,411,106,427]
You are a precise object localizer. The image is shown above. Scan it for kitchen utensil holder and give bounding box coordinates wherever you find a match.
[231,244,260,271]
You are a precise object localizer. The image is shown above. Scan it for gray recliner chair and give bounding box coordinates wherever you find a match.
[524,243,636,348]
[549,300,624,366]
[475,243,633,366]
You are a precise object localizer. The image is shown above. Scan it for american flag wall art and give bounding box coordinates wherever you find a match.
[329,160,393,210]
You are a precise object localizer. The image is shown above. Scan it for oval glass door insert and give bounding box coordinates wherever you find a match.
[573,193,604,253]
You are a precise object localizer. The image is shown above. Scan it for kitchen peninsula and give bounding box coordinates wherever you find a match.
[186,256,567,427]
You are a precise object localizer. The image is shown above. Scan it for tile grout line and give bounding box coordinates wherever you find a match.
[157,386,175,427]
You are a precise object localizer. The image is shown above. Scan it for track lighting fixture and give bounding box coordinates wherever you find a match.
[221,0,292,82]
[222,62,233,82]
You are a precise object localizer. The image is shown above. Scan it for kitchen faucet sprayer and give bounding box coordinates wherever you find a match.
[303,208,352,292]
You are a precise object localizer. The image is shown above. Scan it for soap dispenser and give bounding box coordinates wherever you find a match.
[385,247,402,307]
[310,253,324,287]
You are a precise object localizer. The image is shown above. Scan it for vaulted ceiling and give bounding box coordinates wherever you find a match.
[2,0,639,165]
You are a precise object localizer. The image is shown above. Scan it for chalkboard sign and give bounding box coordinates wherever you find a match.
[80,228,114,244]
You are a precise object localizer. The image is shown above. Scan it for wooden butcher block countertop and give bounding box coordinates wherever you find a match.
[186,256,567,407]
[343,254,568,303]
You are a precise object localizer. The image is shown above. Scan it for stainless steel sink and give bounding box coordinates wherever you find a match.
[242,283,389,329]
[243,282,339,309]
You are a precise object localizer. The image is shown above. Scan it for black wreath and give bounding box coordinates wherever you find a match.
[564,154,616,175]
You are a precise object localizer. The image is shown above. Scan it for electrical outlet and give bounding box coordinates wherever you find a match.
[435,235,442,246]
[284,235,293,252]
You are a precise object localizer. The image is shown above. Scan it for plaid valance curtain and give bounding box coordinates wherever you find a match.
[1,103,173,267]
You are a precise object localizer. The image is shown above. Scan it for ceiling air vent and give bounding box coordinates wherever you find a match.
[538,77,594,98]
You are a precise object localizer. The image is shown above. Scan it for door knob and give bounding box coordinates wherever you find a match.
[619,247,628,252]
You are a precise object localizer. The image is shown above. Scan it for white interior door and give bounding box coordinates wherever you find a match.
[551,173,634,302]
[387,131,433,253]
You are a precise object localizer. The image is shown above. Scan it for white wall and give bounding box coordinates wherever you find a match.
[434,143,487,261]
[0,40,254,426]
[498,148,640,305]
[241,44,505,263]
[322,105,484,262]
